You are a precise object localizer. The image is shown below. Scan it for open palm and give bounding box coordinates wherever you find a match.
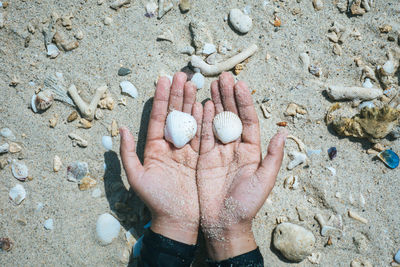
[197,73,287,260]
[120,73,202,244]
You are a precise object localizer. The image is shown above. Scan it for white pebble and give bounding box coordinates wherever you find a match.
[92,188,102,198]
[0,128,16,140]
[0,143,9,154]
[96,213,121,245]
[9,184,26,205]
[120,81,138,98]
[191,73,205,89]
[382,60,395,75]
[362,78,373,88]
[46,44,60,59]
[104,17,113,25]
[11,160,29,181]
[102,136,113,150]
[44,219,54,230]
[202,43,216,55]
[229,8,253,34]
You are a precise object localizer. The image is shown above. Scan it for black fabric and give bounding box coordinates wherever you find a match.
[207,247,264,267]
[138,229,197,267]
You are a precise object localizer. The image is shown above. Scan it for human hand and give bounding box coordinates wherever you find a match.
[197,72,287,260]
[119,72,203,245]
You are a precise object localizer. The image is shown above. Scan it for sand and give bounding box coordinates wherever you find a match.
[0,0,399,266]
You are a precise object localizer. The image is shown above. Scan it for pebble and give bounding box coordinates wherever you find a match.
[179,0,190,13]
[96,213,121,245]
[328,147,337,160]
[287,151,307,170]
[9,184,26,205]
[350,258,373,267]
[102,136,113,150]
[67,161,89,182]
[46,44,60,59]
[229,9,252,34]
[103,17,113,25]
[120,81,138,98]
[92,188,102,198]
[44,219,54,230]
[0,128,16,140]
[11,160,28,181]
[9,142,22,153]
[382,60,395,75]
[202,43,216,55]
[68,133,88,147]
[0,143,9,154]
[145,2,157,17]
[74,29,84,40]
[359,101,374,110]
[118,67,131,76]
[395,249,400,264]
[273,222,315,262]
[191,73,205,89]
[312,0,323,10]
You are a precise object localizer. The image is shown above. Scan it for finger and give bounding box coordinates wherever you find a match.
[200,100,215,154]
[234,81,260,145]
[255,130,288,193]
[168,72,187,111]
[119,127,145,188]
[190,102,203,152]
[219,72,238,114]
[147,76,170,141]
[211,80,223,114]
[183,81,197,114]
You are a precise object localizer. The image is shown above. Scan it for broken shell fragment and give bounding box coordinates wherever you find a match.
[110,120,119,137]
[120,81,138,98]
[32,90,54,113]
[46,44,60,58]
[284,175,299,190]
[0,237,13,252]
[96,213,121,245]
[68,133,88,147]
[164,110,197,148]
[9,143,22,153]
[53,155,62,172]
[9,184,26,205]
[11,160,28,181]
[102,136,113,150]
[79,176,97,191]
[78,118,93,129]
[110,0,130,10]
[287,151,307,170]
[67,161,89,183]
[213,111,242,144]
[377,149,399,169]
[67,111,79,122]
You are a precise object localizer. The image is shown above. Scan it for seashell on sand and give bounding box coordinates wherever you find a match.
[287,151,307,170]
[164,110,197,148]
[11,160,28,181]
[213,111,243,144]
[9,184,26,205]
[102,136,113,150]
[96,213,121,245]
[67,161,89,182]
[120,81,138,98]
[32,90,54,113]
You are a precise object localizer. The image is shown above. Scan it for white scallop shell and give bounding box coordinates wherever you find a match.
[213,111,243,144]
[96,213,121,245]
[36,90,54,111]
[164,110,197,148]
[11,160,28,181]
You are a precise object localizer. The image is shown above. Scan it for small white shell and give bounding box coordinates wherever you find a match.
[287,151,307,170]
[11,160,28,181]
[102,136,113,150]
[191,73,204,89]
[32,90,54,113]
[96,213,121,245]
[213,111,243,144]
[9,184,26,205]
[164,110,197,148]
[120,81,138,98]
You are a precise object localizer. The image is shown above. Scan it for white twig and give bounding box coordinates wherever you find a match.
[191,44,258,76]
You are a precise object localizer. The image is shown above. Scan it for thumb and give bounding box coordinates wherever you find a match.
[255,129,288,193]
[119,127,144,189]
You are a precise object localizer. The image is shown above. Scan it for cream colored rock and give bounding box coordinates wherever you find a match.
[327,85,383,101]
[229,9,252,34]
[273,222,315,262]
[53,155,62,172]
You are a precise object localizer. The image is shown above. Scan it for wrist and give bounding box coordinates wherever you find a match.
[150,216,199,245]
[202,222,257,261]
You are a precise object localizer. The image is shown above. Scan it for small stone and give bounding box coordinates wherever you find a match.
[9,142,22,153]
[102,136,113,150]
[350,0,365,15]
[229,8,252,34]
[273,223,315,262]
[118,67,131,76]
[191,73,204,89]
[328,147,337,160]
[0,143,9,154]
[234,64,244,75]
[79,177,97,191]
[332,43,342,55]
[9,184,26,205]
[372,143,384,152]
[67,111,78,122]
[0,128,16,140]
[53,155,62,172]
[44,219,54,230]
[120,81,138,98]
[74,29,84,40]
[49,114,58,128]
[309,64,322,77]
[350,259,373,267]
[145,2,157,17]
[395,249,400,264]
[202,43,216,55]
[96,213,121,245]
[312,0,323,11]
[11,160,28,181]
[103,17,112,25]
[179,0,190,13]
[67,161,89,182]
[68,133,88,147]
[78,118,93,129]
[46,44,60,59]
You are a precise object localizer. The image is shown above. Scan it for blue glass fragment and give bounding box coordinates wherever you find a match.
[377,149,399,169]
[328,147,337,160]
